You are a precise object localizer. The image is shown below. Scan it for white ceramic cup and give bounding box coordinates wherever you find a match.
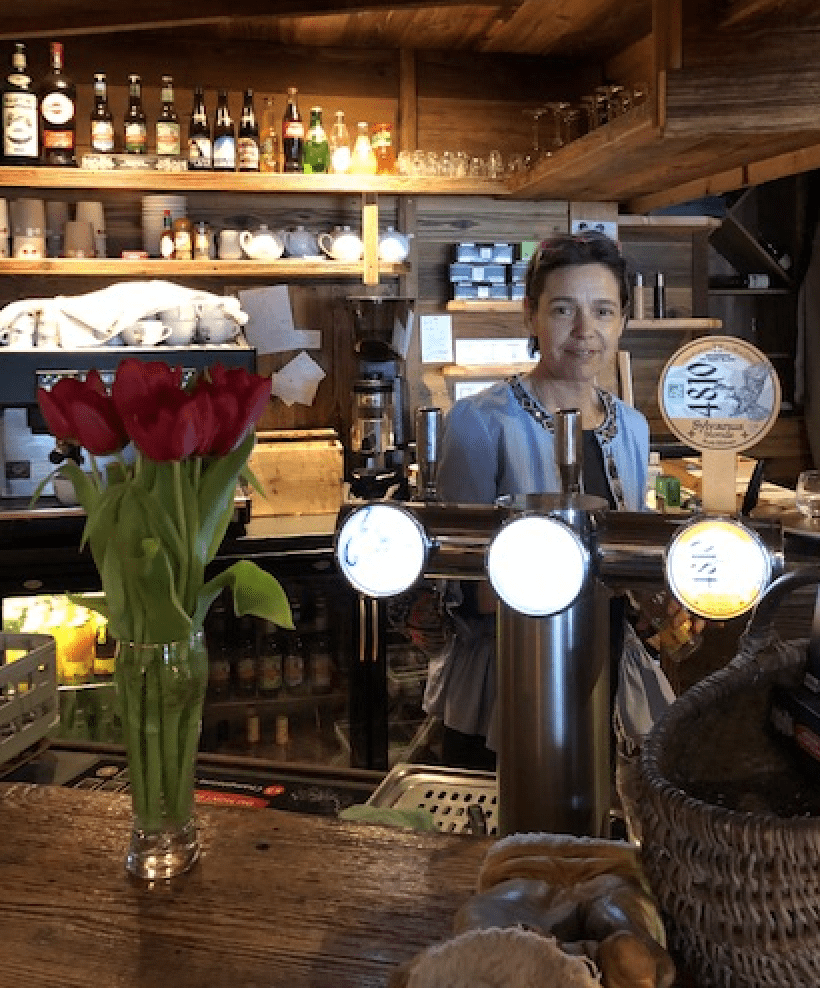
[13,235,45,259]
[11,197,45,236]
[160,304,199,322]
[164,319,198,345]
[121,319,171,347]
[64,220,95,258]
[218,228,242,260]
[197,315,238,344]
[76,201,106,258]
[6,312,37,348]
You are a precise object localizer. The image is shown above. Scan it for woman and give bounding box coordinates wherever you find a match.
[423,231,653,771]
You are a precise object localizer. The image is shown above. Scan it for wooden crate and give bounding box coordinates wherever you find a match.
[248,429,345,517]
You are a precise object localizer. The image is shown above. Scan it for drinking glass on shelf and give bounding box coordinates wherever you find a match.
[795,470,820,523]
[453,150,469,178]
[522,106,547,169]
[487,150,504,179]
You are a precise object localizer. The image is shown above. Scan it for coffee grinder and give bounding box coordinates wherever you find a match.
[345,295,411,500]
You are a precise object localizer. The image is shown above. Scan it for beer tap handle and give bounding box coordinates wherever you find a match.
[415,406,441,501]
[555,408,582,496]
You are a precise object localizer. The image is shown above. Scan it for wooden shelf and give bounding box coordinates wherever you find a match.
[446,300,721,332]
[708,287,792,296]
[0,165,506,197]
[441,363,533,378]
[0,257,408,278]
[709,214,793,287]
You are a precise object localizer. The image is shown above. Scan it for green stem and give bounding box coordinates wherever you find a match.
[172,461,190,612]
[117,651,147,825]
[142,654,163,832]
[159,650,182,823]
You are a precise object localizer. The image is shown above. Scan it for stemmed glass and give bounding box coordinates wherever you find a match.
[522,107,548,170]
[795,470,820,524]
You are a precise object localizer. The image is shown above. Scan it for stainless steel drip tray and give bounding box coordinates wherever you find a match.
[367,763,499,836]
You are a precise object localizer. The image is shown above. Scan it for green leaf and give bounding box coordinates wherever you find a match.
[193,560,293,632]
[196,433,256,565]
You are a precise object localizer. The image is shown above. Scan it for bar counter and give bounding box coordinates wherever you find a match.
[0,781,490,987]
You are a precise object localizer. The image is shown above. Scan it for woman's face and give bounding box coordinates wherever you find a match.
[527,262,625,384]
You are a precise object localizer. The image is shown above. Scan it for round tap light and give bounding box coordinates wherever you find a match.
[665,516,772,620]
[335,503,429,598]
[486,514,588,616]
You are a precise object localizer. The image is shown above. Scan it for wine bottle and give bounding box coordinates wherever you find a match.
[2,42,38,164]
[302,106,330,174]
[281,86,303,173]
[237,88,259,172]
[39,41,76,166]
[212,89,236,171]
[259,96,279,172]
[329,110,351,175]
[123,74,147,154]
[187,86,211,170]
[89,72,114,154]
[155,74,180,157]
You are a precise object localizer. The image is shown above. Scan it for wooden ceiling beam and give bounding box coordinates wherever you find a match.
[0,0,506,41]
[719,0,784,29]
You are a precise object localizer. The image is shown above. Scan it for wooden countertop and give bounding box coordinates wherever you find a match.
[0,782,490,988]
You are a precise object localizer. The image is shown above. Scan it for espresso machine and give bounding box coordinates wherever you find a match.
[345,295,412,500]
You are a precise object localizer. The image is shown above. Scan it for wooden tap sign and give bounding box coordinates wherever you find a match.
[658,336,781,514]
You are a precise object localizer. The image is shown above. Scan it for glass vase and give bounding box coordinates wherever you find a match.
[114,630,209,880]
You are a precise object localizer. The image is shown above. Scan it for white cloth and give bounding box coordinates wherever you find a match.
[0,281,248,345]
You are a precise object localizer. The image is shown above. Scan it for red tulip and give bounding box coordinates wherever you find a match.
[37,369,128,455]
[112,358,211,461]
[193,364,270,455]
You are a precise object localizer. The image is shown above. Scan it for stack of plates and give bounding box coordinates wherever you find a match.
[141,195,187,257]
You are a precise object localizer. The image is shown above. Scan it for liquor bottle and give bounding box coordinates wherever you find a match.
[2,42,38,164]
[257,621,283,697]
[212,89,236,171]
[282,633,308,695]
[301,106,330,174]
[349,121,377,175]
[89,72,114,154]
[281,86,304,173]
[39,41,76,166]
[329,110,351,174]
[372,122,396,174]
[237,88,260,172]
[155,74,180,157]
[259,96,279,172]
[123,74,147,154]
[187,86,211,170]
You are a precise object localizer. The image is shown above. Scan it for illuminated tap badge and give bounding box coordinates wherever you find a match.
[658,336,780,452]
[665,517,772,621]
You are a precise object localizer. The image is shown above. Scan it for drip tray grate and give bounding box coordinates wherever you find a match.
[367,763,498,836]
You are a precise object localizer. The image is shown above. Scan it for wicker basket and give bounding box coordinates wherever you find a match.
[637,569,820,988]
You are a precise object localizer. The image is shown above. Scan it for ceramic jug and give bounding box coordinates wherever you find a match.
[283,226,320,258]
[378,227,412,263]
[318,225,364,262]
[240,224,285,260]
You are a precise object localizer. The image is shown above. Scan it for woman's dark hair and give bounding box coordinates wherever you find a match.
[524,230,630,314]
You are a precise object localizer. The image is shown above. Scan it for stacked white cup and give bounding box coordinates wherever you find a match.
[11,197,45,258]
[76,200,106,258]
[0,199,9,258]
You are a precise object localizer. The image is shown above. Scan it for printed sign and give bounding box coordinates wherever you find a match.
[658,336,780,452]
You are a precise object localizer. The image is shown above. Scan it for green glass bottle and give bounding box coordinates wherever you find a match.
[301,105,329,174]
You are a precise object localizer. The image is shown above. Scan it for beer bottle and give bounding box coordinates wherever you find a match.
[212,88,236,171]
[301,106,329,174]
[155,74,180,157]
[2,42,39,164]
[89,72,113,154]
[281,86,303,173]
[350,121,377,175]
[237,88,260,172]
[329,110,351,175]
[187,86,211,170]
[123,73,147,154]
[372,122,396,174]
[39,41,76,166]
[259,96,279,172]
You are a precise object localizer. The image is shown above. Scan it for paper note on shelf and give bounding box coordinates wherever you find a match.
[420,314,453,363]
[271,350,326,407]
[239,285,322,354]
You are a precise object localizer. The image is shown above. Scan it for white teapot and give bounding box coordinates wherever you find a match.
[318,225,364,262]
[378,227,412,263]
[240,224,285,260]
